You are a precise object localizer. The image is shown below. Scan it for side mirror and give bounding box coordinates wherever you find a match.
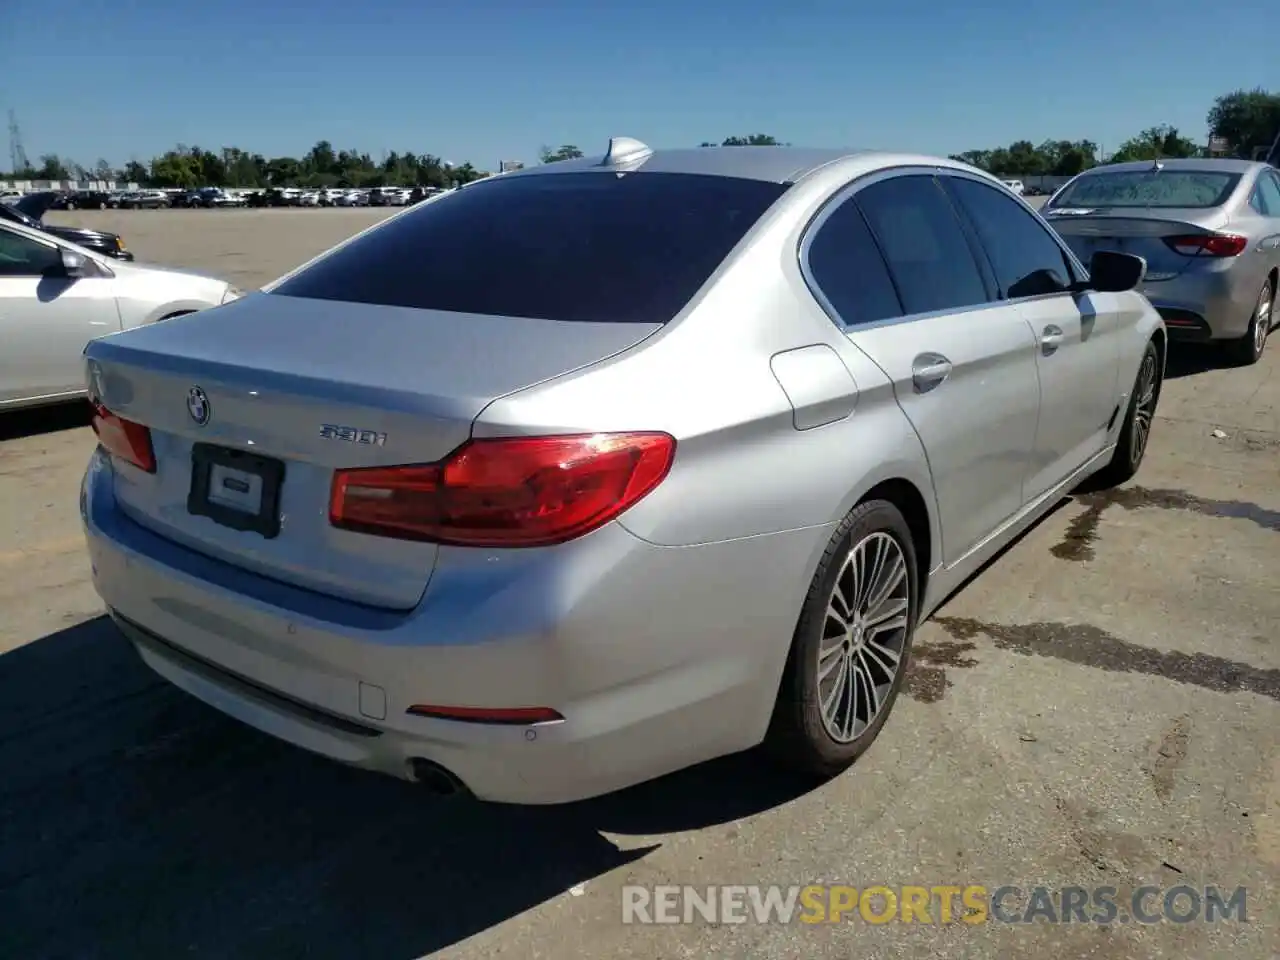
[58,248,97,278]
[1081,250,1145,293]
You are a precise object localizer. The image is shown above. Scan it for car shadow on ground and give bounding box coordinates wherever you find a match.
[1162,342,1234,380]
[0,616,819,960]
[0,399,91,441]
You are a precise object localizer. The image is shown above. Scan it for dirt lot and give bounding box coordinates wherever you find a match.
[1,208,1277,959]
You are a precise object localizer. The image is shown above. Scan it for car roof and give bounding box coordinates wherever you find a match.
[1082,157,1262,175]
[504,144,879,184]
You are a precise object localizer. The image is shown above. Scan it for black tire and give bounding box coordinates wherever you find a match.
[766,499,920,779]
[1089,338,1162,490]
[1226,278,1274,367]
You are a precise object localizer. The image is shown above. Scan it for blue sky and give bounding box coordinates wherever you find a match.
[3,0,1274,171]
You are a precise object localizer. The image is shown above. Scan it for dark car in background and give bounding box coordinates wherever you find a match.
[64,190,114,210]
[245,188,291,207]
[2,191,135,260]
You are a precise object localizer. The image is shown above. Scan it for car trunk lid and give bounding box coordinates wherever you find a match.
[1044,207,1233,280]
[85,293,661,610]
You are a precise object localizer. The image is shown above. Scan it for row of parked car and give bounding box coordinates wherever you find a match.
[3,185,451,212]
[999,179,1053,197]
[246,186,451,207]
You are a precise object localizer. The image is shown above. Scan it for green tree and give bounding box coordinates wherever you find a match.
[149,149,201,187]
[703,134,786,146]
[306,140,337,176]
[264,156,300,185]
[121,160,149,184]
[949,150,993,170]
[35,154,70,180]
[1109,125,1201,163]
[194,147,226,185]
[539,144,584,163]
[221,147,264,187]
[448,162,483,186]
[1207,88,1280,158]
[1037,139,1099,176]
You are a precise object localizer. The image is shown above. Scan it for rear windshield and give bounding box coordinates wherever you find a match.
[1049,170,1241,210]
[272,172,787,323]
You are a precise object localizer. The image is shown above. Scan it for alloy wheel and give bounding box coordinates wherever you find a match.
[1255,283,1273,357]
[1130,349,1158,467]
[817,531,911,744]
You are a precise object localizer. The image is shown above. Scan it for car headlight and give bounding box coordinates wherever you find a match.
[221,285,244,304]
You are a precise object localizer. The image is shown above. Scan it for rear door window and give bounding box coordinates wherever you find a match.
[942,175,1078,298]
[273,172,788,323]
[1254,171,1280,216]
[805,197,903,327]
[852,175,991,315]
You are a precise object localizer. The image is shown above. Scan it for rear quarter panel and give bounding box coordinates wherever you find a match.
[1231,206,1280,298]
[1120,291,1167,390]
[473,161,941,566]
[111,269,226,328]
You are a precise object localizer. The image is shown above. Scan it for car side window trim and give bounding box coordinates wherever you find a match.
[937,171,1089,302]
[932,175,1001,301]
[798,165,1008,333]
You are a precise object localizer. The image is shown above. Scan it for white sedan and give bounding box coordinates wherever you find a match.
[0,217,240,411]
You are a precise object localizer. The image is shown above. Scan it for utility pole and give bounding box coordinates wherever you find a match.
[8,110,31,173]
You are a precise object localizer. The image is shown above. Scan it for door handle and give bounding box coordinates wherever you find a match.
[1040,325,1065,354]
[911,352,952,393]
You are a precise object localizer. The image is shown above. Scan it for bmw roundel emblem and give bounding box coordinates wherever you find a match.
[187,386,211,426]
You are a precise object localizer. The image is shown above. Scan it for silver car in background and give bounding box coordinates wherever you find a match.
[81,140,1164,804]
[1043,158,1280,365]
[0,218,240,410]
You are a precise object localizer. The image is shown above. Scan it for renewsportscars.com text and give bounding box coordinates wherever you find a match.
[622,884,1248,925]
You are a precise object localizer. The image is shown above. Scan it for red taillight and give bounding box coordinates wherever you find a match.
[90,401,155,473]
[406,704,563,725]
[1163,234,1247,257]
[329,432,676,547]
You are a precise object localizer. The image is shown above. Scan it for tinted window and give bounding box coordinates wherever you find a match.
[806,198,903,326]
[1255,172,1280,216]
[273,172,787,323]
[1050,170,1240,210]
[853,176,989,315]
[0,227,61,277]
[944,177,1074,298]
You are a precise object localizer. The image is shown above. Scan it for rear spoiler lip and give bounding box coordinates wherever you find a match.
[1043,212,1231,236]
